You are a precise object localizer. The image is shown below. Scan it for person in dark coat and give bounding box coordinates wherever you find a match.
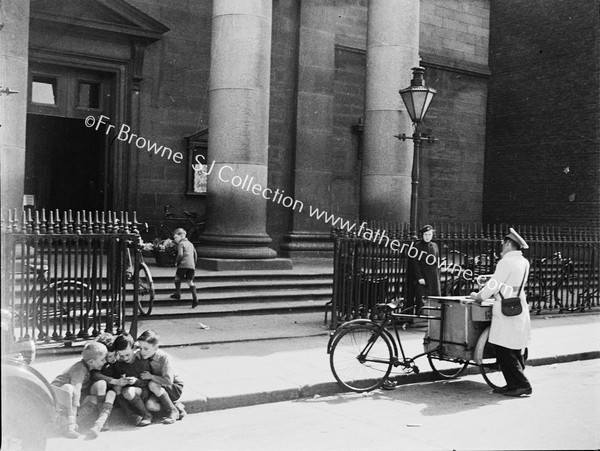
[406,225,441,314]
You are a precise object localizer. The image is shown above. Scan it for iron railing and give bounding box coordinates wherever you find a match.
[329,222,600,329]
[1,209,141,343]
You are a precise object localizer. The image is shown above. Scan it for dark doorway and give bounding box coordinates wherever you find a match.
[25,114,106,212]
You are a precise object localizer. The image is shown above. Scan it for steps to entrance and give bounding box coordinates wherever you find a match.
[140,260,334,317]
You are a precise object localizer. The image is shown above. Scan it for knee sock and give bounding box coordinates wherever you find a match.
[129,395,151,417]
[174,282,181,295]
[94,402,113,430]
[190,285,198,307]
[157,392,179,423]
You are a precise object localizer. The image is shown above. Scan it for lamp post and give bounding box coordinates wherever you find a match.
[395,67,437,237]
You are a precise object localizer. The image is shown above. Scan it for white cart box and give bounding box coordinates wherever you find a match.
[424,296,492,361]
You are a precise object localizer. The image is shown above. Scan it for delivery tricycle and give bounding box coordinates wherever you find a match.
[327,291,528,393]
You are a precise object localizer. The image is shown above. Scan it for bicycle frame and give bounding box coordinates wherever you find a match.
[329,302,445,373]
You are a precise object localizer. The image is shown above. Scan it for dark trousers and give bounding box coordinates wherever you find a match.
[494,344,531,389]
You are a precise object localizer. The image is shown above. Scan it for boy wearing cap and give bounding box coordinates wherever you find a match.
[469,228,532,397]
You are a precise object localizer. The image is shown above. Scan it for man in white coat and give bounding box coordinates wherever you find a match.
[469,228,532,397]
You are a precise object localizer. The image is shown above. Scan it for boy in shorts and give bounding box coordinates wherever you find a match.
[84,333,118,438]
[170,228,198,308]
[137,329,186,424]
[112,333,153,426]
[51,341,107,438]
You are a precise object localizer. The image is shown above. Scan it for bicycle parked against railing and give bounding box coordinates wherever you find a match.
[440,250,497,296]
[125,231,155,317]
[146,205,205,243]
[22,233,155,339]
[327,297,527,393]
[526,252,579,314]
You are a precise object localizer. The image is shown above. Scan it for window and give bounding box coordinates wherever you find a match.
[78,82,101,109]
[31,76,57,105]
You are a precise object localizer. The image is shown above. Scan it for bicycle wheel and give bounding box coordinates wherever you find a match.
[134,262,155,317]
[427,352,468,379]
[36,281,95,338]
[474,327,528,389]
[526,273,545,314]
[329,324,393,393]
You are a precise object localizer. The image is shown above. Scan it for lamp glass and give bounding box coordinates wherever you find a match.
[400,86,436,123]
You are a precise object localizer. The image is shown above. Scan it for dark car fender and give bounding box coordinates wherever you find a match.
[1,358,59,431]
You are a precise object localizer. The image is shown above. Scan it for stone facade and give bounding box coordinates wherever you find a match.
[3,0,597,262]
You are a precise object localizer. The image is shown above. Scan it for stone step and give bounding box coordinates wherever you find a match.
[130,298,330,319]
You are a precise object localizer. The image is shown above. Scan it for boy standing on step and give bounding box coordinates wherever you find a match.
[170,228,198,308]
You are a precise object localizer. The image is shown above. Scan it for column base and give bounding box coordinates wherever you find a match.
[197,257,293,271]
[280,232,334,259]
[197,233,278,259]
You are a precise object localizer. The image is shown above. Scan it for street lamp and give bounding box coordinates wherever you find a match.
[395,67,437,237]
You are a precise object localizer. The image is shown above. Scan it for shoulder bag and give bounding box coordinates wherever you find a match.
[499,264,529,317]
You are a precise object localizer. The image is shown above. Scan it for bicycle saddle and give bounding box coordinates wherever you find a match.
[377,299,401,312]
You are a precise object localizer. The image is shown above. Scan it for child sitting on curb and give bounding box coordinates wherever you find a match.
[112,333,154,427]
[82,333,118,438]
[137,329,186,424]
[51,341,107,438]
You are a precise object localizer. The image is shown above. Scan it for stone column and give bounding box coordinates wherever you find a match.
[360,0,420,222]
[199,0,291,270]
[280,0,336,258]
[0,0,30,211]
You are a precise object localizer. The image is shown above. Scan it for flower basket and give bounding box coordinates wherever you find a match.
[153,250,177,267]
[149,239,177,267]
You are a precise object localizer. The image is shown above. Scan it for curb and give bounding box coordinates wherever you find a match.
[182,350,600,415]
[33,330,332,357]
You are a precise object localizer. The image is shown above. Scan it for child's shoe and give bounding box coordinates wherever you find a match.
[87,424,101,439]
[131,414,143,426]
[63,423,79,439]
[175,401,187,420]
[138,413,153,427]
[170,293,181,300]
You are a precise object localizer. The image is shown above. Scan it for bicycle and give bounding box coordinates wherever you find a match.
[125,231,155,317]
[21,232,155,339]
[526,252,577,314]
[146,205,205,243]
[327,297,527,393]
[441,251,497,296]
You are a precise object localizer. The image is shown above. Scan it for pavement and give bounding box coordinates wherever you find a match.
[32,309,600,415]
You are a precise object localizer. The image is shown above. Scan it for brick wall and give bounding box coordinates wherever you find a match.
[420,0,490,68]
[419,0,490,223]
[484,0,600,228]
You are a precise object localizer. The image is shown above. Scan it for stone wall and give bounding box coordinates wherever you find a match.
[0,0,30,211]
[127,0,212,221]
[124,0,494,247]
